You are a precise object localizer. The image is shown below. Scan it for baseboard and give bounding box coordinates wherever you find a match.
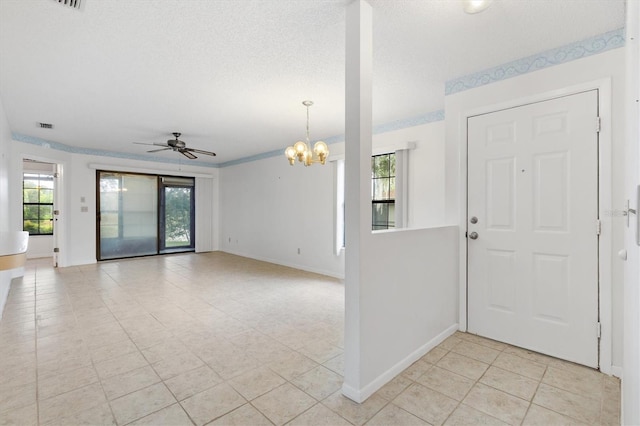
[27,252,52,259]
[0,271,11,319]
[341,323,458,403]
[221,249,345,280]
[341,382,361,403]
[610,365,623,378]
[10,266,24,279]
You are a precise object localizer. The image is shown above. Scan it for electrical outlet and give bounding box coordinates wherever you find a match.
[297,248,301,254]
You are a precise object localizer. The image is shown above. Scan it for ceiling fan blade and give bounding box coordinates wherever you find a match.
[185,148,217,157]
[134,142,169,147]
[147,147,171,153]
[181,150,197,159]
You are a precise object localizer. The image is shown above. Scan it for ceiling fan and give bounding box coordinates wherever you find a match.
[134,132,216,159]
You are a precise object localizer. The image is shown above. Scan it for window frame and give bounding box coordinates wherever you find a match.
[96,170,196,261]
[371,152,396,230]
[22,172,54,236]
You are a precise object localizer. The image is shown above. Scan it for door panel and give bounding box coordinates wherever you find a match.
[486,249,516,313]
[98,172,158,260]
[486,158,515,229]
[534,152,568,231]
[532,253,569,323]
[468,90,599,368]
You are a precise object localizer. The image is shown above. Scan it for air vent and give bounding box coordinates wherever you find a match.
[38,122,54,129]
[52,0,82,10]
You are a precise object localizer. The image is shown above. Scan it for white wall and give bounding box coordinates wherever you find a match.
[10,141,219,267]
[219,120,446,279]
[0,97,13,317]
[220,153,345,278]
[373,122,446,229]
[0,99,10,232]
[445,47,626,369]
[25,236,53,259]
[345,226,459,399]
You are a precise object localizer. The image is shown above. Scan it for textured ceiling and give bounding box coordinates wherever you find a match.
[0,0,625,165]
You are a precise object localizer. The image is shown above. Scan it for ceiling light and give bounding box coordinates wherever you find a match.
[463,0,492,14]
[285,101,329,167]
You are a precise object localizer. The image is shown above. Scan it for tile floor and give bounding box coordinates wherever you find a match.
[0,253,620,425]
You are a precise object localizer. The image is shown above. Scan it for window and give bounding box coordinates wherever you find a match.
[335,159,345,253]
[23,173,54,235]
[335,151,403,248]
[371,153,395,230]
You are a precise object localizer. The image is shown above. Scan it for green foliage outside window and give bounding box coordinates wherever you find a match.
[164,187,192,247]
[371,153,396,230]
[23,173,54,235]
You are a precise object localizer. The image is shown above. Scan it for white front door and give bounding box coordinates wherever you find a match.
[467,90,599,368]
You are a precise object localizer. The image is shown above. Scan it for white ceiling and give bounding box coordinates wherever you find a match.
[0,0,625,165]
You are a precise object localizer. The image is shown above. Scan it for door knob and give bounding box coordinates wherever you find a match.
[470,216,478,224]
[469,232,479,240]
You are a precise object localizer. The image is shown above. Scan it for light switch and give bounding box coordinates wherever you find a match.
[80,196,86,203]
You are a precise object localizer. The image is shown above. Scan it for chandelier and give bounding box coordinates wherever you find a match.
[285,101,329,166]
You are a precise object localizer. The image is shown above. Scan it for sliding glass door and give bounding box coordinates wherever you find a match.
[97,171,195,260]
[159,177,195,253]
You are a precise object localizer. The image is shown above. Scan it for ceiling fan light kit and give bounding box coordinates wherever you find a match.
[285,100,329,167]
[463,0,493,14]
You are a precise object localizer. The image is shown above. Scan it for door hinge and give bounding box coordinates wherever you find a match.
[53,247,60,253]
[595,117,601,133]
[596,322,602,338]
[54,172,60,178]
[596,219,602,235]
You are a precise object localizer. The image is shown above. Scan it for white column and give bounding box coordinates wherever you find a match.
[622,0,640,424]
[343,0,373,402]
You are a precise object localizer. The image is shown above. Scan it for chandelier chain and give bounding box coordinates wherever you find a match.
[306,104,310,145]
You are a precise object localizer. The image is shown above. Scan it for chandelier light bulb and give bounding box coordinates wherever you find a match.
[285,146,296,158]
[314,141,328,154]
[294,141,307,154]
[284,146,297,165]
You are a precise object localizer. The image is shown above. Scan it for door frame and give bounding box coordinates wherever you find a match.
[158,177,196,253]
[458,78,613,374]
[19,154,67,267]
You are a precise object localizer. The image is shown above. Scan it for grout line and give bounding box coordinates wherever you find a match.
[34,265,41,426]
